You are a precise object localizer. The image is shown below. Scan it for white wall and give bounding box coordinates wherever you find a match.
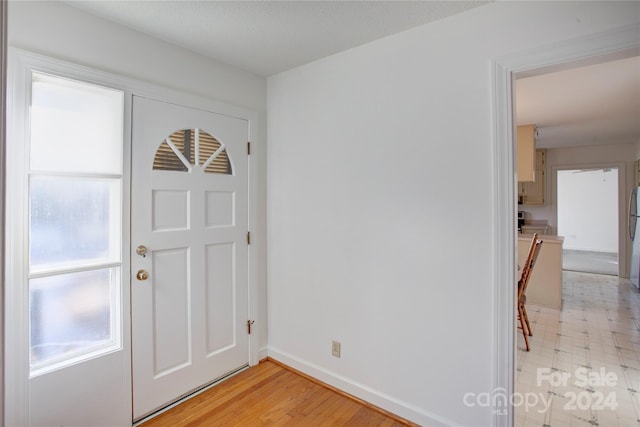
[557,168,618,252]
[267,2,640,425]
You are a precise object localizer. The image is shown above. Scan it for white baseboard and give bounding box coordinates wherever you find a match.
[266,346,458,427]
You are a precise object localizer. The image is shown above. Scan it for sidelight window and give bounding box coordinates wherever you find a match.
[28,72,124,375]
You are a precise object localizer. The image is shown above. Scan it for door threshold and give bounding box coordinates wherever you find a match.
[133,364,250,426]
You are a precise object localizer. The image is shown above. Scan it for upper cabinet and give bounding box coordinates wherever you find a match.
[519,149,546,206]
[517,124,536,182]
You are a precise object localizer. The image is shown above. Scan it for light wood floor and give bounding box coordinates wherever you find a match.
[140,358,418,426]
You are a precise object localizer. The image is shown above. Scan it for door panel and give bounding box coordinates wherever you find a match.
[205,242,235,354]
[131,96,249,419]
[152,247,190,376]
[153,190,190,230]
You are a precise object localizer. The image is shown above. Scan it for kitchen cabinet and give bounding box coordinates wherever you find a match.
[518,149,545,206]
[517,125,536,182]
[518,234,563,309]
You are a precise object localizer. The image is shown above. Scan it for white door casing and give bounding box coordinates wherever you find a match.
[131,96,250,420]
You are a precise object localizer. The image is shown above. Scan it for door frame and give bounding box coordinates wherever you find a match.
[4,49,263,426]
[552,162,627,277]
[492,23,640,427]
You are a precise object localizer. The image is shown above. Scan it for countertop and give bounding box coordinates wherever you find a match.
[518,234,564,244]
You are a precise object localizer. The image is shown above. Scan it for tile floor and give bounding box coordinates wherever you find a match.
[515,271,640,427]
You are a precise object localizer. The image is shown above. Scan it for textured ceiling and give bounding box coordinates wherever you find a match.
[516,55,640,149]
[64,1,638,150]
[65,0,489,76]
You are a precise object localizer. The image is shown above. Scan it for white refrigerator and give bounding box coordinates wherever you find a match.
[629,187,640,289]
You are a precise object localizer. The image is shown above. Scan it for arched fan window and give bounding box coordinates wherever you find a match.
[153,129,232,174]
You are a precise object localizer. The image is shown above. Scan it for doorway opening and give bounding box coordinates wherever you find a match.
[557,167,619,276]
[508,47,639,427]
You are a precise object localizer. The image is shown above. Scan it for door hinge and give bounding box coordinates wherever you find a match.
[247,320,255,334]
[247,141,251,155]
[247,231,251,245]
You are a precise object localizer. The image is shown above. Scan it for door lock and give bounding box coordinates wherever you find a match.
[136,245,148,257]
[136,270,149,281]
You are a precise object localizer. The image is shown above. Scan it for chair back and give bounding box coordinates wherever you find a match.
[518,233,543,299]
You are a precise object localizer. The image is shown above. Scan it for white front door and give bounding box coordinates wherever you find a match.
[131,96,250,420]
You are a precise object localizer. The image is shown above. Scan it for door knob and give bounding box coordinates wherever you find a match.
[136,270,149,281]
[136,245,148,257]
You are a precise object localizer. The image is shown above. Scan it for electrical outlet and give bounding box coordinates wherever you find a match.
[332,340,341,358]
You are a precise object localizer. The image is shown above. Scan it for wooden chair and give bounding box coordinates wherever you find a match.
[518,233,543,351]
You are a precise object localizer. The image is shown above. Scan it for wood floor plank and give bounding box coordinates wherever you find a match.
[140,359,418,427]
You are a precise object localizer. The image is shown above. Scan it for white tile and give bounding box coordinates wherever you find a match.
[516,271,640,427]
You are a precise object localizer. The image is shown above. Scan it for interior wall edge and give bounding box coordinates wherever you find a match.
[0,0,6,424]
